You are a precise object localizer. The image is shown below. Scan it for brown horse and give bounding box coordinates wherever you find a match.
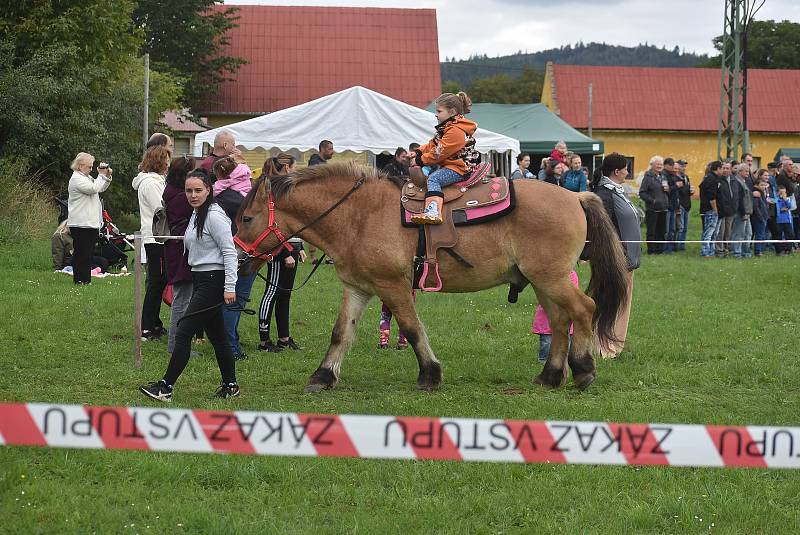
[236,161,628,393]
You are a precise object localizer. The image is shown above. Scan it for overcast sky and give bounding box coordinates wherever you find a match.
[226,0,799,60]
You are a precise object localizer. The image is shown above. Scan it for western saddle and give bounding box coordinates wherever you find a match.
[400,163,514,291]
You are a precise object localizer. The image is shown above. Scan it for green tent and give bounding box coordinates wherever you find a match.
[774,148,800,161]
[427,102,603,154]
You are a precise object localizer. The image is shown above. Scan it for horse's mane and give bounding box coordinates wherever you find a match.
[241,161,405,211]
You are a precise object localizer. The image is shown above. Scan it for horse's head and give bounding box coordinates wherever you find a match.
[234,176,288,274]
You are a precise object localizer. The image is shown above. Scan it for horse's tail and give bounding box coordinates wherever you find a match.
[578,192,629,348]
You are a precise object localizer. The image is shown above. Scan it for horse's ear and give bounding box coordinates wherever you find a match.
[256,176,271,202]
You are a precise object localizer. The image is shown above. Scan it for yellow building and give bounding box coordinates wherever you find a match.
[542,62,800,178]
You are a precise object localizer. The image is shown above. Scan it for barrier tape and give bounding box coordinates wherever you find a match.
[1,403,798,469]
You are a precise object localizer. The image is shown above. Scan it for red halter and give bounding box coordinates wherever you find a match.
[233,192,294,262]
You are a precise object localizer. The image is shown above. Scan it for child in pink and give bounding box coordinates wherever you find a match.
[532,270,579,363]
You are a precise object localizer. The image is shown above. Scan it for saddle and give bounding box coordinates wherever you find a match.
[400,165,515,292]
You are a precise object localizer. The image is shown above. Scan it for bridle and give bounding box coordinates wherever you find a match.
[234,175,366,265]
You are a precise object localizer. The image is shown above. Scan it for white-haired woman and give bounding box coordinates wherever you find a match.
[66,152,112,284]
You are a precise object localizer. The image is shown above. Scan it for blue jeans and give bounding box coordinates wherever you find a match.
[537,334,573,363]
[427,167,464,193]
[701,211,719,257]
[676,209,689,250]
[731,215,753,258]
[664,209,677,252]
[752,218,768,255]
[222,271,257,356]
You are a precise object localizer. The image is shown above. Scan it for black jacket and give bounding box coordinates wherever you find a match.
[382,161,408,177]
[715,175,739,217]
[215,188,245,235]
[676,174,692,211]
[638,170,669,211]
[699,174,718,213]
[776,171,795,196]
[308,154,327,166]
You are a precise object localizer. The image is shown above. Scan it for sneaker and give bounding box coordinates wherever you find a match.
[258,339,284,353]
[141,330,162,342]
[214,382,240,398]
[324,258,335,265]
[378,330,390,350]
[139,380,173,402]
[277,337,302,350]
[233,352,248,361]
[395,339,408,350]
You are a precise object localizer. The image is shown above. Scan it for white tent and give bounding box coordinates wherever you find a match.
[193,86,520,166]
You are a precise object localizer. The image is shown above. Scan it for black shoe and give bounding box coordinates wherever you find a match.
[233,352,248,361]
[277,337,302,350]
[214,382,240,398]
[139,380,173,402]
[258,339,284,353]
[324,258,335,265]
[141,330,162,342]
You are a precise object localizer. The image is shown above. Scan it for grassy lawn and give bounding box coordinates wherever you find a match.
[1,218,799,533]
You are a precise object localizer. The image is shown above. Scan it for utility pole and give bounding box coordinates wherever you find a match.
[143,53,150,148]
[716,0,765,161]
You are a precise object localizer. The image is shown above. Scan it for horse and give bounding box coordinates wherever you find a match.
[235,161,629,393]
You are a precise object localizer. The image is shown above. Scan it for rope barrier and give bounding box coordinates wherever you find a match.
[1,402,797,469]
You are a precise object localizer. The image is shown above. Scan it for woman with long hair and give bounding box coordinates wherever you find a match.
[133,146,171,340]
[258,152,306,352]
[139,168,240,401]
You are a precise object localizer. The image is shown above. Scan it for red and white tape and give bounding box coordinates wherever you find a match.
[1,403,798,468]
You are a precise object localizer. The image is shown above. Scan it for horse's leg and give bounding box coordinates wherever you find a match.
[378,286,442,391]
[531,292,571,389]
[564,288,598,391]
[534,281,597,390]
[305,284,371,393]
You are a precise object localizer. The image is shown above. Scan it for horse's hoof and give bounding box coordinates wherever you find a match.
[303,383,327,394]
[415,382,439,392]
[533,366,566,389]
[574,373,596,392]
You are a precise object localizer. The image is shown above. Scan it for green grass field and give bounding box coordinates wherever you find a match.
[2,226,800,533]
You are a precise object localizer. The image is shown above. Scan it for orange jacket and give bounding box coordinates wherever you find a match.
[415,116,478,176]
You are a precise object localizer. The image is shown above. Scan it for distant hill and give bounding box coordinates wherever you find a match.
[441,42,709,87]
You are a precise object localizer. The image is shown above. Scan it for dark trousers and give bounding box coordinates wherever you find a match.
[259,253,299,340]
[766,216,786,253]
[776,222,795,252]
[164,271,235,386]
[69,227,97,284]
[645,210,667,254]
[142,243,167,332]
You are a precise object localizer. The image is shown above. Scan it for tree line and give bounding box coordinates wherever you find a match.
[0,0,244,214]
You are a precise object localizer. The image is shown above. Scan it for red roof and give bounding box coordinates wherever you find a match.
[550,64,800,133]
[199,5,441,113]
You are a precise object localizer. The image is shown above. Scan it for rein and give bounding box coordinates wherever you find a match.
[236,175,366,264]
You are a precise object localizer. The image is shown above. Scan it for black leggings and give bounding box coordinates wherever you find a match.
[259,254,299,341]
[142,243,167,332]
[163,271,235,386]
[69,227,97,284]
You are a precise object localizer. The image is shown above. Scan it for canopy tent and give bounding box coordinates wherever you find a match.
[193,86,520,162]
[426,102,603,155]
[774,148,800,162]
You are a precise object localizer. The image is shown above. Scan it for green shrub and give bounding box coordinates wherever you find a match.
[0,157,57,244]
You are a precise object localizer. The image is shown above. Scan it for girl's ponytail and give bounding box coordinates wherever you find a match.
[457,91,472,115]
[435,91,472,115]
